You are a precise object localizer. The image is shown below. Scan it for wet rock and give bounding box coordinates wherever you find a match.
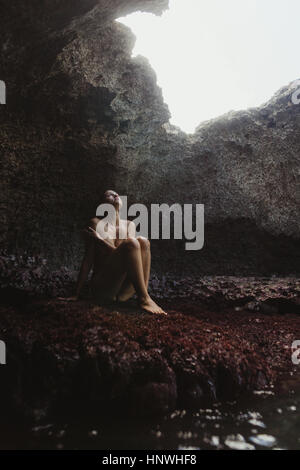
[179,384,205,409]
[249,434,277,448]
[225,434,255,450]
[1,290,300,421]
[256,371,268,389]
[260,298,300,315]
[130,381,176,416]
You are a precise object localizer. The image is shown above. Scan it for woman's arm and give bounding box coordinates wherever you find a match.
[75,220,119,297]
[85,226,116,253]
[127,220,136,238]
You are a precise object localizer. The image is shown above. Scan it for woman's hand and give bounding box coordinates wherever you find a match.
[84,226,103,240]
[84,225,116,253]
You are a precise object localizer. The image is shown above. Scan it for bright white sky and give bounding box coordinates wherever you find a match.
[117,0,300,133]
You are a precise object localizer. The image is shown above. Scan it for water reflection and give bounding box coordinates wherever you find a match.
[1,386,300,450]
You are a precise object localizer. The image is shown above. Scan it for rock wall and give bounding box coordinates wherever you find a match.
[0,0,299,276]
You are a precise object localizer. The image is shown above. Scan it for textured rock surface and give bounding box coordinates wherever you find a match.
[0,0,299,277]
[0,277,299,420]
[0,0,170,271]
[1,292,300,421]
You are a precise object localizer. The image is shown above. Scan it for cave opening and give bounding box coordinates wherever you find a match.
[117,0,300,134]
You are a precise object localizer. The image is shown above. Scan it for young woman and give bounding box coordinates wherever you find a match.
[62,190,167,315]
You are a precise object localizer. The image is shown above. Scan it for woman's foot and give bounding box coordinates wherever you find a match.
[139,295,167,315]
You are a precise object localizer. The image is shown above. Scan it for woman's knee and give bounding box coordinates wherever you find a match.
[137,236,150,251]
[122,237,141,251]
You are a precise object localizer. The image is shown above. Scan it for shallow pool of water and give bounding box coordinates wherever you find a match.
[1,384,300,450]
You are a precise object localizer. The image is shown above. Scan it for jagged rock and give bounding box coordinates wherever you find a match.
[0,0,299,276]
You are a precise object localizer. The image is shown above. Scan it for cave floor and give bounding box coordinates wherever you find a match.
[0,276,300,419]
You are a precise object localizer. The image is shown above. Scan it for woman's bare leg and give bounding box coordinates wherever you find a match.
[119,238,166,315]
[92,238,166,315]
[141,237,151,289]
[117,237,151,302]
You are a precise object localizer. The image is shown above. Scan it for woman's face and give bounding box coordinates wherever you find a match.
[103,190,122,209]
